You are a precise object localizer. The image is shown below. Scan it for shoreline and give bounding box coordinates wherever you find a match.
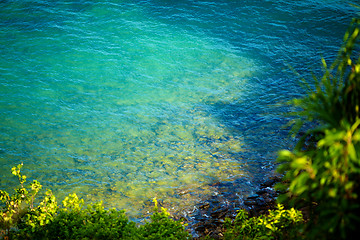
[175,175,282,239]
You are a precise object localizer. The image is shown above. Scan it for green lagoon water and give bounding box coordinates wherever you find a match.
[0,0,356,216]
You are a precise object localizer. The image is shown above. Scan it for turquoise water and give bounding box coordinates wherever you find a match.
[0,0,356,216]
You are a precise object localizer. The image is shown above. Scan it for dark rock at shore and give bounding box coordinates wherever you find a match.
[181,175,282,239]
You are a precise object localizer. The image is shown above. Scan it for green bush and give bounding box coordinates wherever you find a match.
[139,198,191,240]
[284,18,360,135]
[0,165,190,240]
[276,17,360,239]
[224,204,304,240]
[17,195,138,240]
[1,164,47,238]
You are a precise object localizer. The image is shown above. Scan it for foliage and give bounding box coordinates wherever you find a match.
[15,194,138,240]
[139,198,191,240]
[19,189,58,236]
[0,166,190,240]
[224,204,304,240]
[1,163,44,238]
[284,18,360,136]
[276,17,360,239]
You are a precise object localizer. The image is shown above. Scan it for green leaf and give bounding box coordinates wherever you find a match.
[348,142,357,161]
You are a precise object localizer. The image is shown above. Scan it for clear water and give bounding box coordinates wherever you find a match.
[0,0,356,216]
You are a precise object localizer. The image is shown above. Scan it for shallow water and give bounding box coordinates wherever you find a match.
[0,0,356,217]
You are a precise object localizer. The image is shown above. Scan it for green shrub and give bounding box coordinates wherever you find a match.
[284,18,360,136]
[17,194,138,240]
[1,163,47,238]
[139,198,191,240]
[276,17,360,239]
[224,204,304,240]
[0,165,190,240]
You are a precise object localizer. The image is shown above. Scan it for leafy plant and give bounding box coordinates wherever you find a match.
[1,165,191,240]
[33,196,138,240]
[284,17,360,137]
[224,204,304,240]
[276,17,360,239]
[0,163,45,238]
[139,198,191,240]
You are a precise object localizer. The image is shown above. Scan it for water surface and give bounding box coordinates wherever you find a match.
[0,0,356,216]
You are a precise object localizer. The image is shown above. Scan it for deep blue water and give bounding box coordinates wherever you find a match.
[0,0,357,216]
